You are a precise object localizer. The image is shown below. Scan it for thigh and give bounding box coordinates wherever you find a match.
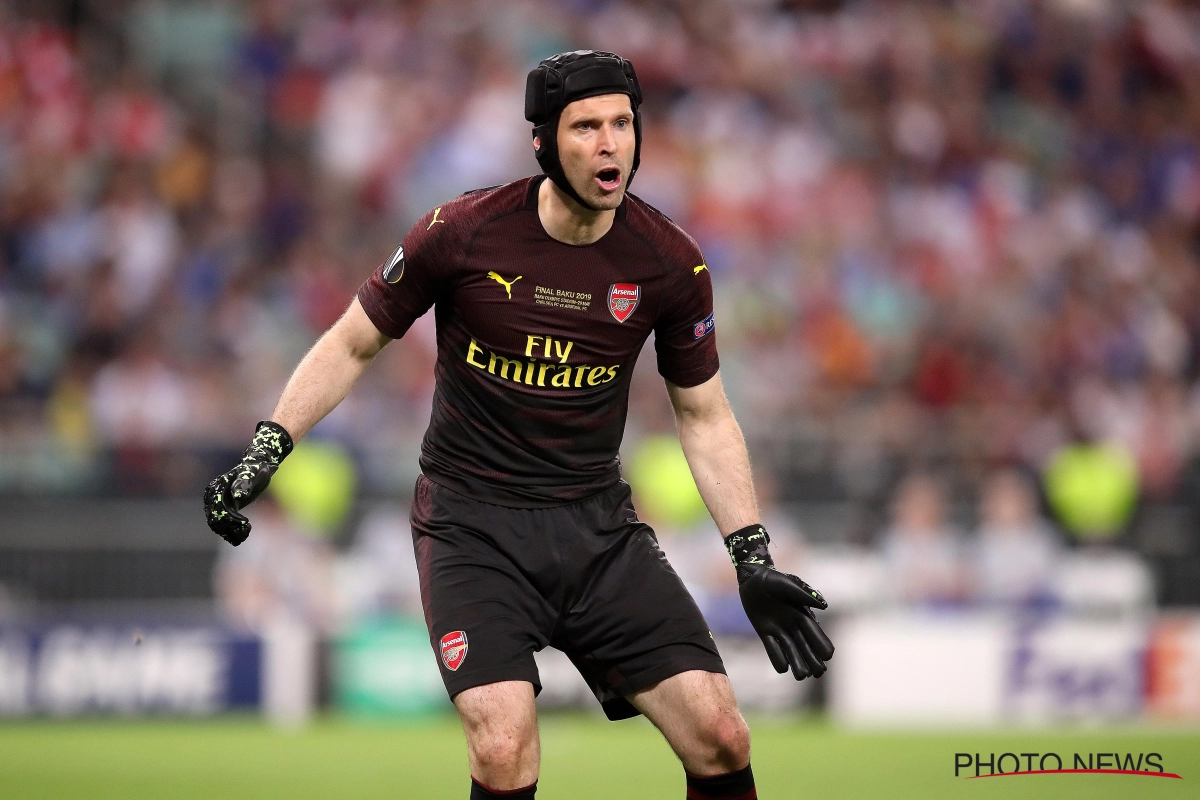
[555,485,726,720]
[411,476,557,700]
[455,680,540,789]
[628,670,750,775]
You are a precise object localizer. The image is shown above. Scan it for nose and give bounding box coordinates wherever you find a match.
[597,123,617,156]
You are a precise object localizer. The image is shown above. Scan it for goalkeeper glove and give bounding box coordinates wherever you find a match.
[203,421,293,546]
[727,524,834,680]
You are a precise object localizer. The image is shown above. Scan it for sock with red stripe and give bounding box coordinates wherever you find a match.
[686,764,756,799]
[470,778,537,798]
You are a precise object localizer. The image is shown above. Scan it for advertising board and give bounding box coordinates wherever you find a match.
[0,624,260,716]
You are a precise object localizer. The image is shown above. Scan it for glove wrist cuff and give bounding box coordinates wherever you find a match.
[724,524,773,569]
[248,420,294,465]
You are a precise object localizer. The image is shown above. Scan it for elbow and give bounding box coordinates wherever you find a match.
[332,297,389,363]
[675,398,734,430]
[671,403,702,432]
[676,407,724,439]
[333,322,387,364]
[347,339,383,364]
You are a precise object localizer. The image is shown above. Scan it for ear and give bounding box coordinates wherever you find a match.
[533,135,542,151]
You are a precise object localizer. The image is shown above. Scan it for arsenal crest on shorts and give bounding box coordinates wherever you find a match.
[608,283,641,323]
[440,630,468,671]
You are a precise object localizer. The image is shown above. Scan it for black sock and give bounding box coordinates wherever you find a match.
[470,778,537,798]
[686,764,756,800]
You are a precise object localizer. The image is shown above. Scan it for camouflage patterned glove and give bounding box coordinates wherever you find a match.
[726,524,835,680]
[203,421,294,546]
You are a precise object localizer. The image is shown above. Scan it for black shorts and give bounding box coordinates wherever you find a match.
[410,474,725,721]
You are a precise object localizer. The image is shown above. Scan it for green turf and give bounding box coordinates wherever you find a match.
[0,714,1195,799]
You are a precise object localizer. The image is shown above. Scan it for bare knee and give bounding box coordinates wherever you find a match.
[701,711,751,773]
[630,671,751,776]
[455,681,539,789]
[468,727,536,778]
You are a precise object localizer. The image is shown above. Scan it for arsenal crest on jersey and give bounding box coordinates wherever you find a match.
[440,630,468,671]
[608,283,641,323]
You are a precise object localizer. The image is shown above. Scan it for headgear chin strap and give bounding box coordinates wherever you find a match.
[525,50,643,212]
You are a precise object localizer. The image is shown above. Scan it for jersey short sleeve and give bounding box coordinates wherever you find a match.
[653,241,719,388]
[357,205,462,340]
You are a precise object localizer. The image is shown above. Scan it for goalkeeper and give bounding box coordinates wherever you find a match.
[205,50,832,800]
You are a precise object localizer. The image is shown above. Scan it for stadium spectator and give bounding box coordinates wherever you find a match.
[215,497,337,636]
[974,469,1062,607]
[879,473,971,606]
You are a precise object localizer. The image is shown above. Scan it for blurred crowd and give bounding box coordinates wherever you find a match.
[216,466,1157,637]
[2,0,1200,568]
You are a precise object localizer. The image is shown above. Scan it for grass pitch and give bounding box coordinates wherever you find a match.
[0,714,1196,799]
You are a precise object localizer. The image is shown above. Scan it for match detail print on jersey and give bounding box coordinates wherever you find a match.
[440,630,468,671]
[382,245,405,284]
[608,283,641,322]
[534,284,593,311]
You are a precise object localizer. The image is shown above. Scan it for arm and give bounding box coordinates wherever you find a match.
[204,297,390,546]
[666,372,758,536]
[271,297,391,440]
[668,370,835,681]
[207,198,449,546]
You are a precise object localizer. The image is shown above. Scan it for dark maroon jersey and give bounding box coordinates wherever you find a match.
[357,176,718,507]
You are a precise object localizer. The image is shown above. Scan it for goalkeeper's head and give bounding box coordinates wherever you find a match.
[525,50,643,213]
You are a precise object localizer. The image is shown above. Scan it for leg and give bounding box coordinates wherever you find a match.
[410,476,558,795]
[454,680,540,793]
[551,486,750,795]
[628,669,751,776]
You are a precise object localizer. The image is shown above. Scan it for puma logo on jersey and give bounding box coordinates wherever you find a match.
[694,264,708,275]
[427,207,446,229]
[487,271,522,299]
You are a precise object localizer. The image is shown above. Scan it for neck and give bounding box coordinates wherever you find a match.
[537,177,616,245]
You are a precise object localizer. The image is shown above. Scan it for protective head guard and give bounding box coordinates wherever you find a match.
[525,50,643,211]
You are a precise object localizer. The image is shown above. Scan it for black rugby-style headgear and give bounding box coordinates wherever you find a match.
[525,50,643,211]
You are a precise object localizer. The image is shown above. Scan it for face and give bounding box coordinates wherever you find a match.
[540,93,635,211]
[981,470,1034,529]
[893,475,946,535]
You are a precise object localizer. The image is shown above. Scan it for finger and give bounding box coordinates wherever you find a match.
[762,634,789,674]
[797,610,835,662]
[205,477,252,545]
[763,570,827,611]
[230,468,258,502]
[203,480,222,514]
[204,477,235,521]
[211,506,251,544]
[220,514,251,546]
[231,463,275,508]
[778,631,812,681]
[787,625,827,679]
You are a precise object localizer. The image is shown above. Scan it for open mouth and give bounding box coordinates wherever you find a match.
[595,168,622,192]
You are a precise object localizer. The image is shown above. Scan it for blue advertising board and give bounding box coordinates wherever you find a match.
[0,624,261,715]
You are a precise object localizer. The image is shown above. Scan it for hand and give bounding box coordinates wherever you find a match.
[738,562,834,680]
[726,525,834,680]
[203,421,293,546]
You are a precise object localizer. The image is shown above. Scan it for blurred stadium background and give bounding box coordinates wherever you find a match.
[2,0,1200,795]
